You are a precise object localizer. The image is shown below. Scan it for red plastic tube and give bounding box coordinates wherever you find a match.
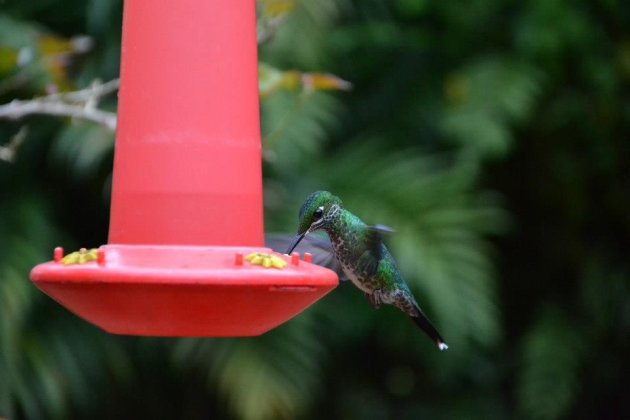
[109,0,263,246]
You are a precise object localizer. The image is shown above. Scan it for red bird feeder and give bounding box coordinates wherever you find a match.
[29,0,338,336]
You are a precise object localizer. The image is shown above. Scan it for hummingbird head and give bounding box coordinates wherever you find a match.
[286,191,342,254]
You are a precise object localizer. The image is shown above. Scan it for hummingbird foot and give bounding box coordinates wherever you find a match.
[365,289,384,309]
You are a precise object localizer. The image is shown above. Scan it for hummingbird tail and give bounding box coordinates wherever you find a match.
[409,312,448,351]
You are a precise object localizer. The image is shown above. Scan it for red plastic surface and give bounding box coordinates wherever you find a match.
[110,0,263,246]
[31,246,337,336]
[28,0,339,336]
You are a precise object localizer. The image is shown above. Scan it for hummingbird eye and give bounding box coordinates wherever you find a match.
[313,206,324,220]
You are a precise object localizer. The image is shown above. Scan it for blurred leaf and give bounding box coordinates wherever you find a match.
[260,0,346,67]
[0,195,131,419]
[515,0,592,59]
[259,63,351,99]
[37,34,89,91]
[395,0,429,17]
[0,46,18,74]
[0,14,92,95]
[441,57,543,159]
[49,121,114,182]
[86,0,122,37]
[261,90,343,173]
[259,0,296,17]
[0,14,41,49]
[516,311,584,420]
[174,313,327,420]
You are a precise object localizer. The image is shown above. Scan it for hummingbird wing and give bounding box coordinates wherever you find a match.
[357,224,395,277]
[265,233,347,280]
[366,225,394,251]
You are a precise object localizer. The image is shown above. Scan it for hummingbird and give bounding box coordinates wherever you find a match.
[286,191,448,351]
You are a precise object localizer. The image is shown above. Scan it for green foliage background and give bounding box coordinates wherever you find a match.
[1,0,629,419]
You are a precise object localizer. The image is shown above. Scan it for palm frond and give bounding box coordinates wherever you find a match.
[174,312,328,420]
[0,196,130,419]
[261,90,343,174]
[441,57,543,159]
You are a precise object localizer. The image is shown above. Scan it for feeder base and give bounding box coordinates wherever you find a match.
[29,244,338,336]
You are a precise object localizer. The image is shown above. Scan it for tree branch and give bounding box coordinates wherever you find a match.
[0,99,117,131]
[257,14,289,45]
[0,79,119,131]
[47,78,120,104]
[0,126,28,163]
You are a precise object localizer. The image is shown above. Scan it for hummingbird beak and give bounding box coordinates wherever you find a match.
[286,231,307,255]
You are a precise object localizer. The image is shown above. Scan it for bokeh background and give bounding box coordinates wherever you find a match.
[1,0,629,419]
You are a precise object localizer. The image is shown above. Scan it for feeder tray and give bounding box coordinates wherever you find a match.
[29,0,338,336]
[31,246,336,336]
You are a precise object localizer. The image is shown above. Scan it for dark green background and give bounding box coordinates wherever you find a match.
[1,0,628,419]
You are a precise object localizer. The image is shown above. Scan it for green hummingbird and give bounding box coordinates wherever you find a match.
[286,191,448,351]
